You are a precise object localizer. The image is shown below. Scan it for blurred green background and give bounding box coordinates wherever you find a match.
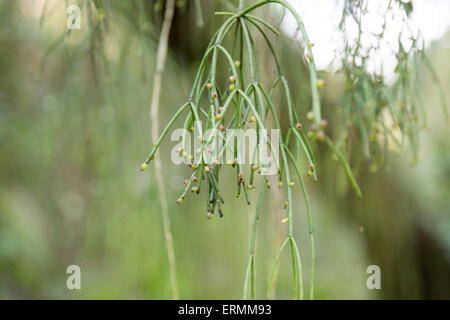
[0,0,449,299]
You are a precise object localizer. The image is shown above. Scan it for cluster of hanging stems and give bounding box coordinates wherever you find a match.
[335,0,449,169]
[141,0,361,300]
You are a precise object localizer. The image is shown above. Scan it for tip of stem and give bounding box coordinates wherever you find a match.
[140,162,149,171]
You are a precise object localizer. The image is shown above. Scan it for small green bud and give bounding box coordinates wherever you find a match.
[316,79,325,88]
[306,111,315,122]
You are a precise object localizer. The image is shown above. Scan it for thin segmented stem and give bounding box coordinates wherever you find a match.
[324,136,362,198]
[145,102,190,164]
[243,178,266,299]
[240,0,322,125]
[267,237,289,299]
[280,141,304,300]
[284,145,315,299]
[148,0,179,300]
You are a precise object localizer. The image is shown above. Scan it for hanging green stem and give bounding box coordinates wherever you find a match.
[243,178,266,299]
[324,136,362,198]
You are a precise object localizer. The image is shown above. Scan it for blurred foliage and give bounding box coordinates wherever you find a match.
[0,0,449,299]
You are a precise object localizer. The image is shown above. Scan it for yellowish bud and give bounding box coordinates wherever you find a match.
[316,79,325,88]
